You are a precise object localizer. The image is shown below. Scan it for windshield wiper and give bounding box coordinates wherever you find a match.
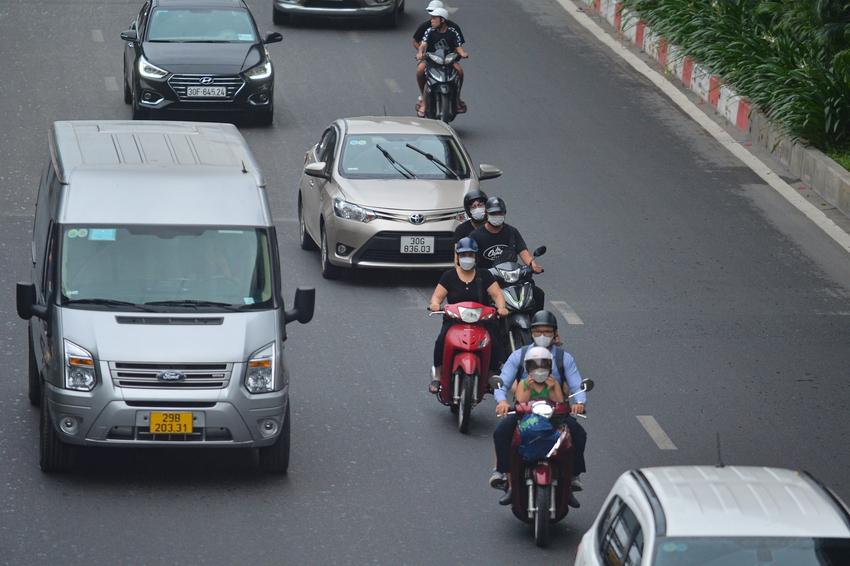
[405,143,460,180]
[375,144,417,179]
[66,298,156,311]
[145,300,240,311]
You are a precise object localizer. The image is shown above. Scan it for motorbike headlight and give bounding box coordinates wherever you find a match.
[138,55,168,79]
[244,61,272,80]
[458,306,482,323]
[445,53,459,64]
[532,401,554,419]
[64,340,96,391]
[498,267,522,284]
[427,52,445,65]
[333,198,376,223]
[245,343,275,394]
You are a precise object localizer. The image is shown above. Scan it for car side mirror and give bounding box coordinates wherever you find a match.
[478,164,502,181]
[16,283,48,321]
[120,29,138,42]
[284,287,315,325]
[303,162,329,179]
[264,31,283,44]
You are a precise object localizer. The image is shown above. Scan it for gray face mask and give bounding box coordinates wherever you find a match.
[470,208,486,221]
[488,215,505,227]
[531,368,550,383]
[458,257,476,271]
[533,335,553,348]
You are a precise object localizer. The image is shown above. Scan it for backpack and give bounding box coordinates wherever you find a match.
[517,412,561,462]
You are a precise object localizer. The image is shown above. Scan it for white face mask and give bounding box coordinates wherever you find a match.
[470,208,486,221]
[488,215,505,227]
[458,257,476,271]
[533,335,553,348]
[531,368,550,383]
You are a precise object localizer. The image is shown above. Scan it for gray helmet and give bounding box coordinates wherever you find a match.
[463,189,488,216]
[530,310,558,329]
[485,196,506,214]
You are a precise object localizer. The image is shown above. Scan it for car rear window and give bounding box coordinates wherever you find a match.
[147,8,257,42]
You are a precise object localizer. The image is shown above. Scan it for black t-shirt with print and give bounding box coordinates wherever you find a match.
[421,26,463,53]
[413,20,465,44]
[469,224,528,270]
[453,220,480,244]
[438,267,496,305]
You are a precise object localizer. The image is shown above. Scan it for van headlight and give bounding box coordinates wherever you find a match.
[64,340,96,391]
[245,343,275,393]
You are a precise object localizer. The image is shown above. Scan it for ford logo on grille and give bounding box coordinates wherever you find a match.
[157,371,186,382]
[409,214,425,225]
[199,77,214,85]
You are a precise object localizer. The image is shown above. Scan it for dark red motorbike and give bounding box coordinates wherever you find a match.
[431,301,496,433]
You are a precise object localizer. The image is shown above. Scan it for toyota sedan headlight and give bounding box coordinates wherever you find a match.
[138,55,168,79]
[333,198,376,223]
[245,343,275,394]
[64,340,96,391]
[244,61,272,80]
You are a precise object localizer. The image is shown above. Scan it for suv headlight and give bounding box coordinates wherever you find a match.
[245,343,275,393]
[333,198,376,223]
[64,340,96,391]
[244,61,272,80]
[138,55,168,79]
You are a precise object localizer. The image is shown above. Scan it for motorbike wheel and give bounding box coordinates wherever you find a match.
[457,372,474,433]
[28,327,41,406]
[509,327,533,352]
[533,484,552,548]
[440,92,452,123]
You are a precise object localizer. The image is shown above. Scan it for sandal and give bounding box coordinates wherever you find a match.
[428,379,440,393]
[416,104,426,118]
[457,100,467,114]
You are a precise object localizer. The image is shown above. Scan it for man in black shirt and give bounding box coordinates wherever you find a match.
[453,188,488,244]
[415,8,468,116]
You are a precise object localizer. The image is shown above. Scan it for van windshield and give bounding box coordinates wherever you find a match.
[60,225,274,311]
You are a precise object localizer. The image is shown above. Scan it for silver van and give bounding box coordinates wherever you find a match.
[16,120,315,473]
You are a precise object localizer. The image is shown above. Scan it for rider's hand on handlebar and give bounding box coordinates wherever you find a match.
[429,303,441,312]
[496,306,509,317]
[496,400,511,418]
[530,261,543,274]
[571,403,585,416]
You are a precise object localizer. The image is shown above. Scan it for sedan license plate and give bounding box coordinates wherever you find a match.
[186,86,226,98]
[150,412,193,434]
[400,235,434,254]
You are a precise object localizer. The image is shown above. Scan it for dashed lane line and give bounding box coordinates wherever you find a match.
[91,29,104,43]
[384,79,403,93]
[104,77,118,91]
[637,416,678,450]
[551,300,584,325]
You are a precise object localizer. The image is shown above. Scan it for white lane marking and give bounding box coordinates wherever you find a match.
[347,31,361,43]
[104,77,119,91]
[384,79,403,93]
[446,5,459,13]
[551,300,584,325]
[556,0,850,256]
[91,29,104,43]
[637,416,678,450]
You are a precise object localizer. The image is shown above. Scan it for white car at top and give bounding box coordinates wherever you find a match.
[575,465,850,566]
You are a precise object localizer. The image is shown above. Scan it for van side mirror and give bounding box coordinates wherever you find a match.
[478,164,502,181]
[284,287,315,324]
[120,29,138,42]
[264,31,283,44]
[303,162,329,179]
[16,283,48,321]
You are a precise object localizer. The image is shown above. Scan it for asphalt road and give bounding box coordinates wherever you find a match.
[1,0,850,564]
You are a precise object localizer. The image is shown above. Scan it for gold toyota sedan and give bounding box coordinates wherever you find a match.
[297,117,501,279]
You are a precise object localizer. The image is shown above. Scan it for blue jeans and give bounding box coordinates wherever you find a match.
[493,413,586,475]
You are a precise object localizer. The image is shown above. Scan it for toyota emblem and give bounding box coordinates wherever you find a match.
[199,77,214,85]
[409,214,425,225]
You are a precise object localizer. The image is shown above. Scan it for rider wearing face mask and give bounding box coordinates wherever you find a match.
[489,310,588,506]
[453,189,488,244]
[428,237,508,393]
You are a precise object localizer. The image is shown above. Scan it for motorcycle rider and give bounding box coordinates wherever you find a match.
[469,196,545,309]
[413,1,466,115]
[490,310,587,506]
[415,8,468,117]
[428,237,508,393]
[454,189,488,244]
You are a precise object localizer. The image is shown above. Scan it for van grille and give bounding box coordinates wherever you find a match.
[167,75,244,101]
[110,362,232,389]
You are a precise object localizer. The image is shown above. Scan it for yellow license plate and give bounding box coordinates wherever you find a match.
[150,412,193,434]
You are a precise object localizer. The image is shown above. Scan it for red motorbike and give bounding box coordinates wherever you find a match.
[430,301,496,433]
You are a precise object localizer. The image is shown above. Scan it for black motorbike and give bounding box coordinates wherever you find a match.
[423,48,461,123]
[489,246,546,352]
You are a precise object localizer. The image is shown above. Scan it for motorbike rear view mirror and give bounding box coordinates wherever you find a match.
[284,287,316,324]
[489,374,504,390]
[580,379,594,393]
[478,164,502,181]
[533,246,547,258]
[303,162,329,179]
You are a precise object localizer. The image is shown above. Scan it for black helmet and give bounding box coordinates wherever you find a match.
[485,196,506,214]
[463,189,488,216]
[530,310,558,329]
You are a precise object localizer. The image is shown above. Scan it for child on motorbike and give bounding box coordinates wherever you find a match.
[513,347,565,404]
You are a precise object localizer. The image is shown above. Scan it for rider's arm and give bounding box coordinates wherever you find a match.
[494,350,522,403]
[486,281,507,311]
[429,284,448,312]
[413,38,421,50]
[561,352,586,405]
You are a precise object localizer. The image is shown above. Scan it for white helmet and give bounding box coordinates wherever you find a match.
[425,0,444,13]
[429,7,449,19]
[524,346,553,375]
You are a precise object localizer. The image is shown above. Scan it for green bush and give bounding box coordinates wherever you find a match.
[619,0,850,151]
